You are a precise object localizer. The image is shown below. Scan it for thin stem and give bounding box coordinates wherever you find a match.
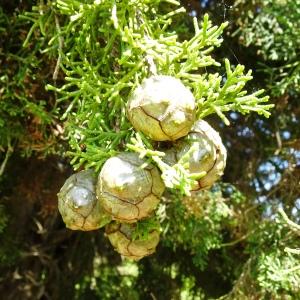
[278,208,300,235]
[220,233,249,247]
[0,145,13,177]
[53,14,63,81]
[284,247,300,255]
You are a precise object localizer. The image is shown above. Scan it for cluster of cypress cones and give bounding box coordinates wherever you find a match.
[58,75,227,260]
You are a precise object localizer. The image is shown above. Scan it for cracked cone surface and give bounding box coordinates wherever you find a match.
[106,222,160,260]
[58,170,111,231]
[97,153,165,223]
[127,75,196,141]
[164,120,227,190]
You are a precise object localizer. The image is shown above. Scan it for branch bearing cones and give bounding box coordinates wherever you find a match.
[57,75,227,260]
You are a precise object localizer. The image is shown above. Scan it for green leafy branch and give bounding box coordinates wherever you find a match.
[196,59,273,125]
[131,217,161,241]
[26,0,232,172]
[22,0,273,174]
[161,190,233,270]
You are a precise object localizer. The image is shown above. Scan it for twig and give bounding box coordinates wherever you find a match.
[150,293,157,300]
[0,145,13,177]
[53,14,63,81]
[284,247,300,255]
[278,208,300,235]
[274,129,282,155]
[220,233,249,247]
